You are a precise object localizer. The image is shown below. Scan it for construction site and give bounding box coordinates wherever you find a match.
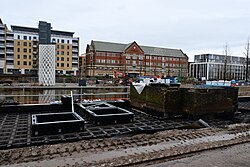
[0,83,249,167]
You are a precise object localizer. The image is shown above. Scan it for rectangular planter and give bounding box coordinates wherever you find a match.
[32,112,85,136]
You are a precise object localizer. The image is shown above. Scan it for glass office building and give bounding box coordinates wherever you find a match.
[189,54,246,80]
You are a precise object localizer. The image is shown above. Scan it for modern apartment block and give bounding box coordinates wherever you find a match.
[0,18,79,76]
[0,18,14,74]
[84,40,188,78]
[189,54,246,80]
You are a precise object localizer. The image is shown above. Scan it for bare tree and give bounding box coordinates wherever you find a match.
[244,38,250,82]
[223,43,229,81]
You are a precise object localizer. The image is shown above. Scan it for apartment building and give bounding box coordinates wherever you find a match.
[85,40,188,78]
[0,18,14,74]
[0,18,79,76]
[189,54,246,80]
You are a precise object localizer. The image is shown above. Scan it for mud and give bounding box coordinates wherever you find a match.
[0,123,249,167]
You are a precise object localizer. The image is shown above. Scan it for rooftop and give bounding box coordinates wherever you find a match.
[91,40,187,58]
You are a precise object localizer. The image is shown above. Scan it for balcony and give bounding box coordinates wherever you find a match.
[0,37,4,41]
[6,50,14,54]
[72,61,78,64]
[33,44,37,48]
[0,30,5,34]
[6,56,14,60]
[0,50,4,54]
[6,36,14,41]
[72,53,78,58]
[72,42,78,46]
[72,48,78,52]
[33,51,37,54]
[6,43,13,47]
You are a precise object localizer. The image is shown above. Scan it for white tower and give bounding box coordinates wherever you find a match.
[39,45,55,86]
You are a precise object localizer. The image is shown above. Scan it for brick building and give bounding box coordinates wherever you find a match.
[83,40,188,78]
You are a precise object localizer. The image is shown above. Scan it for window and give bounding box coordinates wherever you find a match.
[23,61,27,65]
[67,63,69,67]
[57,57,59,61]
[29,49,31,53]
[23,48,27,53]
[23,36,27,40]
[29,55,31,59]
[57,63,59,67]
[57,45,59,49]
[67,57,69,61]
[17,42,20,46]
[17,55,20,59]
[57,39,59,43]
[61,63,64,67]
[61,51,64,55]
[67,52,69,55]
[67,46,69,49]
[61,39,64,43]
[61,57,64,61]
[29,42,31,47]
[17,35,20,39]
[57,51,59,55]
[17,61,20,65]
[67,40,70,44]
[33,36,37,40]
[29,62,31,66]
[61,45,64,49]
[17,48,20,52]
[29,36,31,40]
[23,55,27,59]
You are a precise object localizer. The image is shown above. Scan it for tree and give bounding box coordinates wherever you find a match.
[244,38,250,82]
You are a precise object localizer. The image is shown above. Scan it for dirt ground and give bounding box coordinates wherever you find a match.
[0,123,249,167]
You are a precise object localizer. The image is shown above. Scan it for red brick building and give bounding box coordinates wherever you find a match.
[83,40,188,78]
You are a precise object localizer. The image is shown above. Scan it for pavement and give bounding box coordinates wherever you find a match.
[148,142,250,167]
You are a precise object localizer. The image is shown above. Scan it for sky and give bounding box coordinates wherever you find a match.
[1,0,250,61]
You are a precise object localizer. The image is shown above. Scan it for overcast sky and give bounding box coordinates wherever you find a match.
[1,0,250,61]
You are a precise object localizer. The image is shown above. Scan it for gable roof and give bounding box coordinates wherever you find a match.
[91,40,187,58]
[91,41,126,53]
